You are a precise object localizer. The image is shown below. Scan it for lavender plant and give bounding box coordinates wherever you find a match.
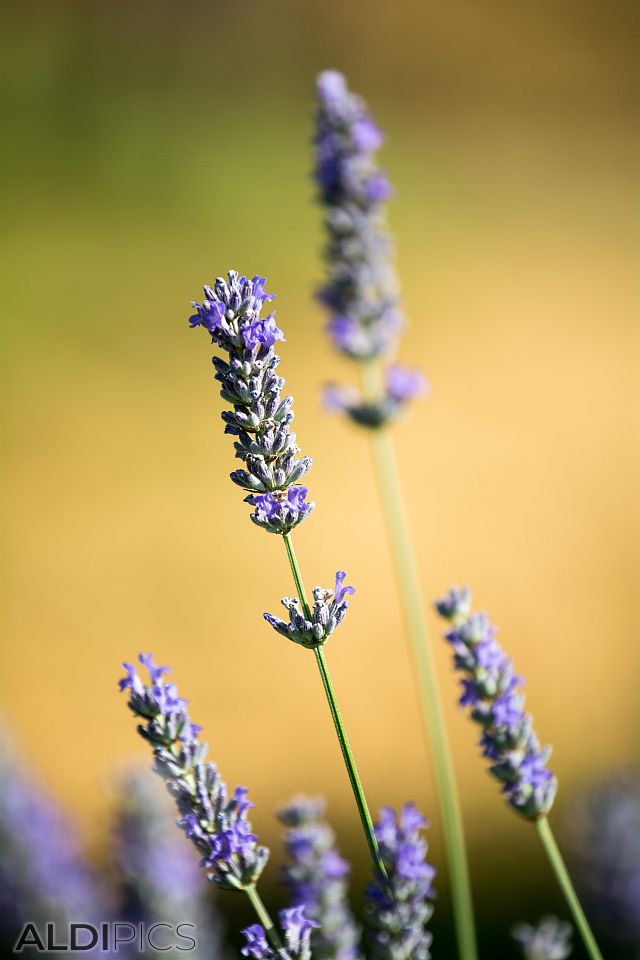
[364,805,435,960]
[111,768,226,960]
[187,270,387,883]
[278,795,361,960]
[118,652,311,960]
[435,588,602,960]
[0,732,107,955]
[313,70,476,960]
[512,917,573,960]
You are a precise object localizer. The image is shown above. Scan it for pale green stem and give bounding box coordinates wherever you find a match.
[282,531,388,884]
[536,817,604,960]
[359,358,478,960]
[244,883,289,959]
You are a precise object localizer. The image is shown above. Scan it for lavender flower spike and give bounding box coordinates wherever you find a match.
[278,796,361,960]
[364,804,436,960]
[434,588,558,820]
[188,271,314,534]
[512,917,573,960]
[264,571,355,648]
[315,71,424,427]
[119,653,269,891]
[242,908,319,960]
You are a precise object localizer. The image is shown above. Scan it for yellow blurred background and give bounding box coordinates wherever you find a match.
[1,0,637,947]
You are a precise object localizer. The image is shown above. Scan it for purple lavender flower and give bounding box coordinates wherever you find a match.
[278,796,361,960]
[0,731,107,948]
[264,571,355,648]
[364,804,435,960]
[568,768,640,943]
[242,909,319,960]
[112,768,226,960]
[119,653,269,891]
[188,271,314,534]
[314,71,425,428]
[512,917,573,960]
[434,588,558,820]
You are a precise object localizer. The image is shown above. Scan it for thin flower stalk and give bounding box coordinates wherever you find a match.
[435,588,604,960]
[187,271,387,885]
[313,70,476,960]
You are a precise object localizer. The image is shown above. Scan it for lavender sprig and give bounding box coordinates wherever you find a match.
[364,804,436,960]
[118,653,294,960]
[242,908,319,960]
[512,917,573,960]
[189,271,313,534]
[314,70,424,427]
[434,587,557,819]
[278,796,361,960]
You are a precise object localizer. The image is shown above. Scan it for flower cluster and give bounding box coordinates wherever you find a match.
[189,271,314,534]
[242,907,318,960]
[119,653,269,891]
[364,805,435,960]
[278,796,361,960]
[512,917,573,960]
[434,588,558,820]
[569,768,640,941]
[314,71,425,427]
[264,572,355,648]
[112,768,226,960]
[0,732,105,943]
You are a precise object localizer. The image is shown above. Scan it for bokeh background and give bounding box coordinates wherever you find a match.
[1,1,638,957]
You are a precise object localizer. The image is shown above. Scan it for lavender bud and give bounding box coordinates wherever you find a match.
[278,796,361,960]
[264,572,355,647]
[241,909,319,960]
[512,917,573,960]
[119,654,269,891]
[434,589,558,820]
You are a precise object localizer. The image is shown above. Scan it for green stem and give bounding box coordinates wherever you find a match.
[282,531,389,884]
[536,817,604,960]
[360,359,478,960]
[244,884,289,959]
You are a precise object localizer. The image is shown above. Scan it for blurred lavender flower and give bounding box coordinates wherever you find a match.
[0,731,107,953]
[112,768,226,960]
[264,572,355,648]
[119,653,269,891]
[188,271,314,534]
[512,917,572,960]
[242,908,318,960]
[278,796,361,960]
[434,588,558,820]
[314,71,425,427]
[568,768,640,943]
[364,804,435,960]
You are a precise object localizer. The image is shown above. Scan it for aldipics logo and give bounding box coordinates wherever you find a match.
[13,922,197,953]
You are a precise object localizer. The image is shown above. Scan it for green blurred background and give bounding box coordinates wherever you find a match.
[1,0,637,955]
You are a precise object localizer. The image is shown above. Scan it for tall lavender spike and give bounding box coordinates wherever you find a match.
[314,70,427,427]
[364,804,436,960]
[112,768,226,960]
[512,917,573,960]
[278,796,361,960]
[0,731,107,951]
[434,588,558,820]
[119,653,269,891]
[188,271,313,534]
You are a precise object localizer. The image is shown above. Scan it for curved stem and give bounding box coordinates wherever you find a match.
[535,817,604,960]
[360,359,478,960]
[245,884,289,960]
[282,532,388,884]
